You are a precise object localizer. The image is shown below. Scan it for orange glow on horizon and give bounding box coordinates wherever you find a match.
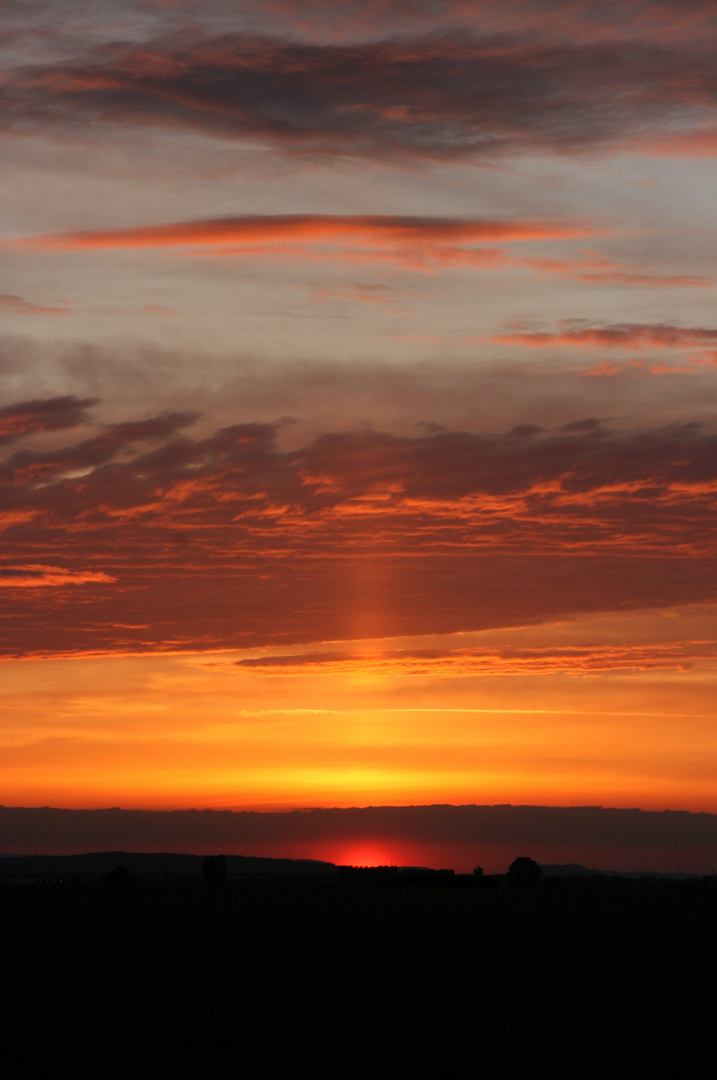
[2,607,717,818]
[332,843,398,868]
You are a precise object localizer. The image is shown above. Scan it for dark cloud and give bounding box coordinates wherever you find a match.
[2,805,717,873]
[1,399,717,656]
[229,0,717,45]
[4,30,717,158]
[0,394,96,445]
[7,406,716,506]
[298,420,717,497]
[0,408,199,486]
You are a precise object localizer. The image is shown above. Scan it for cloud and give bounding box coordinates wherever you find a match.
[9,2,717,57]
[0,395,96,445]
[514,257,712,289]
[0,407,200,486]
[2,399,717,656]
[246,0,717,46]
[23,212,698,289]
[0,294,68,315]
[13,213,594,251]
[234,641,717,675]
[10,338,716,449]
[13,216,707,289]
[2,804,717,868]
[494,324,717,349]
[0,565,115,587]
[4,30,717,159]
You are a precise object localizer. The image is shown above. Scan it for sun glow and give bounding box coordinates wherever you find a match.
[2,606,717,815]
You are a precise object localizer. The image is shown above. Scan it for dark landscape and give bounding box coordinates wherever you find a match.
[4,851,717,1079]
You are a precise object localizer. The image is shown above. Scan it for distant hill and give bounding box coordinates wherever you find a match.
[0,851,337,882]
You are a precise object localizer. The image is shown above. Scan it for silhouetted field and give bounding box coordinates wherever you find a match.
[4,878,717,1079]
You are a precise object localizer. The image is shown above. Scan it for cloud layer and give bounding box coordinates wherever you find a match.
[2,399,717,656]
[5,801,713,849]
[5,29,717,159]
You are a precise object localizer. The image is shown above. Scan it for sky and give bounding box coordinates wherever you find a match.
[2,1,717,866]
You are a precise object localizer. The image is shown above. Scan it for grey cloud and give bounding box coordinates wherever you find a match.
[2,804,717,854]
[0,394,96,445]
[4,336,717,443]
[3,31,717,159]
[9,2,717,49]
[0,294,67,315]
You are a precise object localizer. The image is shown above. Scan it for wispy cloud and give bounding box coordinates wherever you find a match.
[5,30,717,159]
[233,640,717,675]
[494,323,717,349]
[0,565,115,587]
[13,213,595,251]
[14,217,702,288]
[0,294,68,315]
[513,256,711,289]
[8,1,717,51]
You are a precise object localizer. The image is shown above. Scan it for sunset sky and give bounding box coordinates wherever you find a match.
[2,1,717,864]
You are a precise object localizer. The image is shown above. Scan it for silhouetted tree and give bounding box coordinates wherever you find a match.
[202,855,227,884]
[507,856,541,882]
[472,865,484,877]
[102,865,135,884]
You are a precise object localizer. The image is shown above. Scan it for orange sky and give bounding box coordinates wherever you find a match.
[2,0,717,868]
[2,607,716,818]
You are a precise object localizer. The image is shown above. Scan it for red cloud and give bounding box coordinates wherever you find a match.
[16,218,702,290]
[494,324,717,349]
[2,400,717,657]
[0,565,115,588]
[0,396,96,446]
[14,214,595,252]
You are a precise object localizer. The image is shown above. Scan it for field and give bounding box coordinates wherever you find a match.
[4,877,717,1078]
